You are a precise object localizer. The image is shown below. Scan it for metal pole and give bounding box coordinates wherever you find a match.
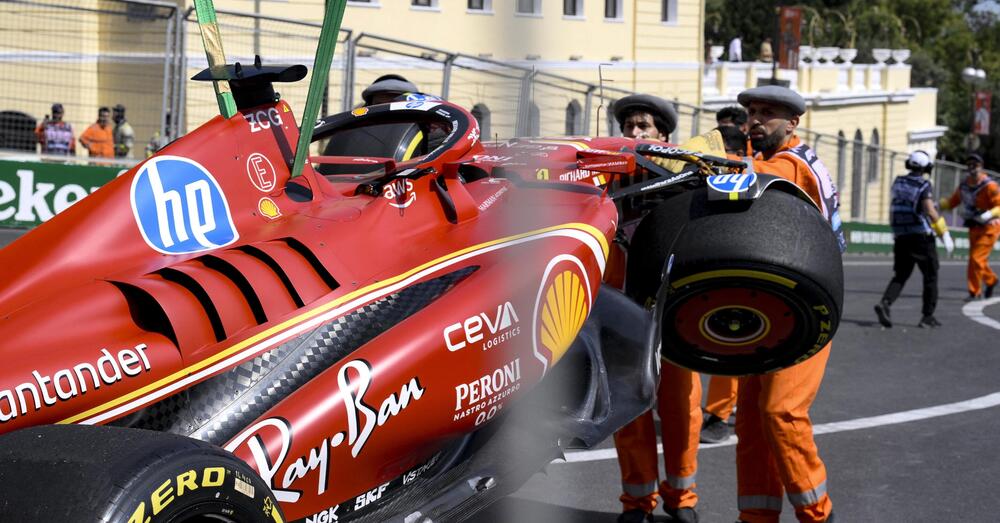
[178,17,189,136]
[253,0,261,56]
[583,85,595,135]
[690,105,700,137]
[441,54,456,100]
[340,31,354,112]
[161,12,174,141]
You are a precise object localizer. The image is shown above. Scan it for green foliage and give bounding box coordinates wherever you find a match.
[704,0,1000,165]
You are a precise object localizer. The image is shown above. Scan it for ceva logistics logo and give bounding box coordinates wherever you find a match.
[130,155,238,255]
[706,173,757,193]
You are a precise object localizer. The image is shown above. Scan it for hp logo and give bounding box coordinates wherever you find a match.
[130,156,238,255]
[706,173,757,193]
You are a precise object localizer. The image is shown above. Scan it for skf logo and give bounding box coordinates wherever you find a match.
[707,173,756,193]
[246,153,276,192]
[354,482,390,510]
[130,156,238,254]
[444,302,521,352]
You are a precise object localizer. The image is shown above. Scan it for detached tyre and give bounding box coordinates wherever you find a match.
[0,425,283,523]
[627,185,843,375]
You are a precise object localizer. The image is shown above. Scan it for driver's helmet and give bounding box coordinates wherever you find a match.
[362,74,419,105]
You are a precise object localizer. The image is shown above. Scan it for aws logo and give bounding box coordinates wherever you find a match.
[131,156,238,255]
[532,256,593,374]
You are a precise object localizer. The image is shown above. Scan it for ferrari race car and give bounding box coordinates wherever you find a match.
[0,5,843,523]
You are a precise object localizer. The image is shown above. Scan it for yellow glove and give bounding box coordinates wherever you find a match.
[931,216,948,237]
[651,130,728,173]
[939,197,953,211]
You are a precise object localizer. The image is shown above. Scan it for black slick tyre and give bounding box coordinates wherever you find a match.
[626,186,844,375]
[0,424,283,523]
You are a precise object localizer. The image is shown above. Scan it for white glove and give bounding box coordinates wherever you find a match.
[977,210,996,224]
[942,230,955,255]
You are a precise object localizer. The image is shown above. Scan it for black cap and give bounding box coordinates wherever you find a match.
[113,104,126,113]
[967,153,984,165]
[612,94,679,135]
[51,103,64,113]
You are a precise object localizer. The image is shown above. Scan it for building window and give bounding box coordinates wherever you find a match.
[606,100,620,136]
[565,100,583,135]
[468,0,491,10]
[836,131,847,192]
[564,0,582,16]
[851,129,864,219]
[472,104,491,138]
[661,0,677,22]
[867,129,880,182]
[604,0,622,19]
[517,0,541,15]
[528,103,541,136]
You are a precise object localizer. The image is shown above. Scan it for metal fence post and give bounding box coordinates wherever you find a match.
[441,53,456,100]
[583,86,595,136]
[342,31,355,112]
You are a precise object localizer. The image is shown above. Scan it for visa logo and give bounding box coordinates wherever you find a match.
[131,156,238,254]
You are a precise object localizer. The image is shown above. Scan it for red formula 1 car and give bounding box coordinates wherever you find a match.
[0,20,842,523]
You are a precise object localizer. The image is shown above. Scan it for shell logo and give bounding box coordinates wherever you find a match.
[533,255,593,375]
[258,197,281,219]
[351,107,369,117]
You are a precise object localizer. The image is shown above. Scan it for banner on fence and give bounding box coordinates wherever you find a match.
[0,159,124,228]
[843,222,999,258]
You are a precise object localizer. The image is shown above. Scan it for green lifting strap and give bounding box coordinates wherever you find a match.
[290,0,349,179]
[193,0,237,119]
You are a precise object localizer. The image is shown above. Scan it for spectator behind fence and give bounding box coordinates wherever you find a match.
[716,105,749,134]
[146,110,173,157]
[760,37,774,63]
[728,36,743,62]
[113,104,135,158]
[79,107,114,158]
[36,103,75,155]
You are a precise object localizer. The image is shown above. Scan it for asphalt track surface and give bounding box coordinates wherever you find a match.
[477,256,1000,523]
[2,229,997,522]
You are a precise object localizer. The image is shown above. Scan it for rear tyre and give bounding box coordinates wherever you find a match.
[0,425,283,523]
[627,186,843,375]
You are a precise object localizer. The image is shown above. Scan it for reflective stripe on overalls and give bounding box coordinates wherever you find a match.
[776,144,847,252]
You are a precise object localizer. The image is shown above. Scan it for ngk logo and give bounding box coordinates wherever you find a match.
[444,302,521,352]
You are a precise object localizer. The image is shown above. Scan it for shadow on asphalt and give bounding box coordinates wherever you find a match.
[480,497,642,523]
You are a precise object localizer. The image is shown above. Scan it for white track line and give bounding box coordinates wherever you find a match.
[560,391,1000,463]
[559,296,1000,464]
[961,297,1000,330]
[843,260,968,266]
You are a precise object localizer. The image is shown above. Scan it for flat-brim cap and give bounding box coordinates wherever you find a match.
[613,94,678,134]
[362,78,419,104]
[737,85,806,116]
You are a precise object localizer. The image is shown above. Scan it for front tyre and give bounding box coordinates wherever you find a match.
[627,186,843,375]
[0,425,284,523]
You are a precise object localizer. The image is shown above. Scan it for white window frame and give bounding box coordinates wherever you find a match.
[467,0,493,13]
[604,0,623,21]
[516,0,542,16]
[347,0,379,8]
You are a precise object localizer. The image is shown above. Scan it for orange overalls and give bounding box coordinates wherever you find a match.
[704,376,738,421]
[944,174,1000,296]
[607,231,702,514]
[735,135,837,523]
